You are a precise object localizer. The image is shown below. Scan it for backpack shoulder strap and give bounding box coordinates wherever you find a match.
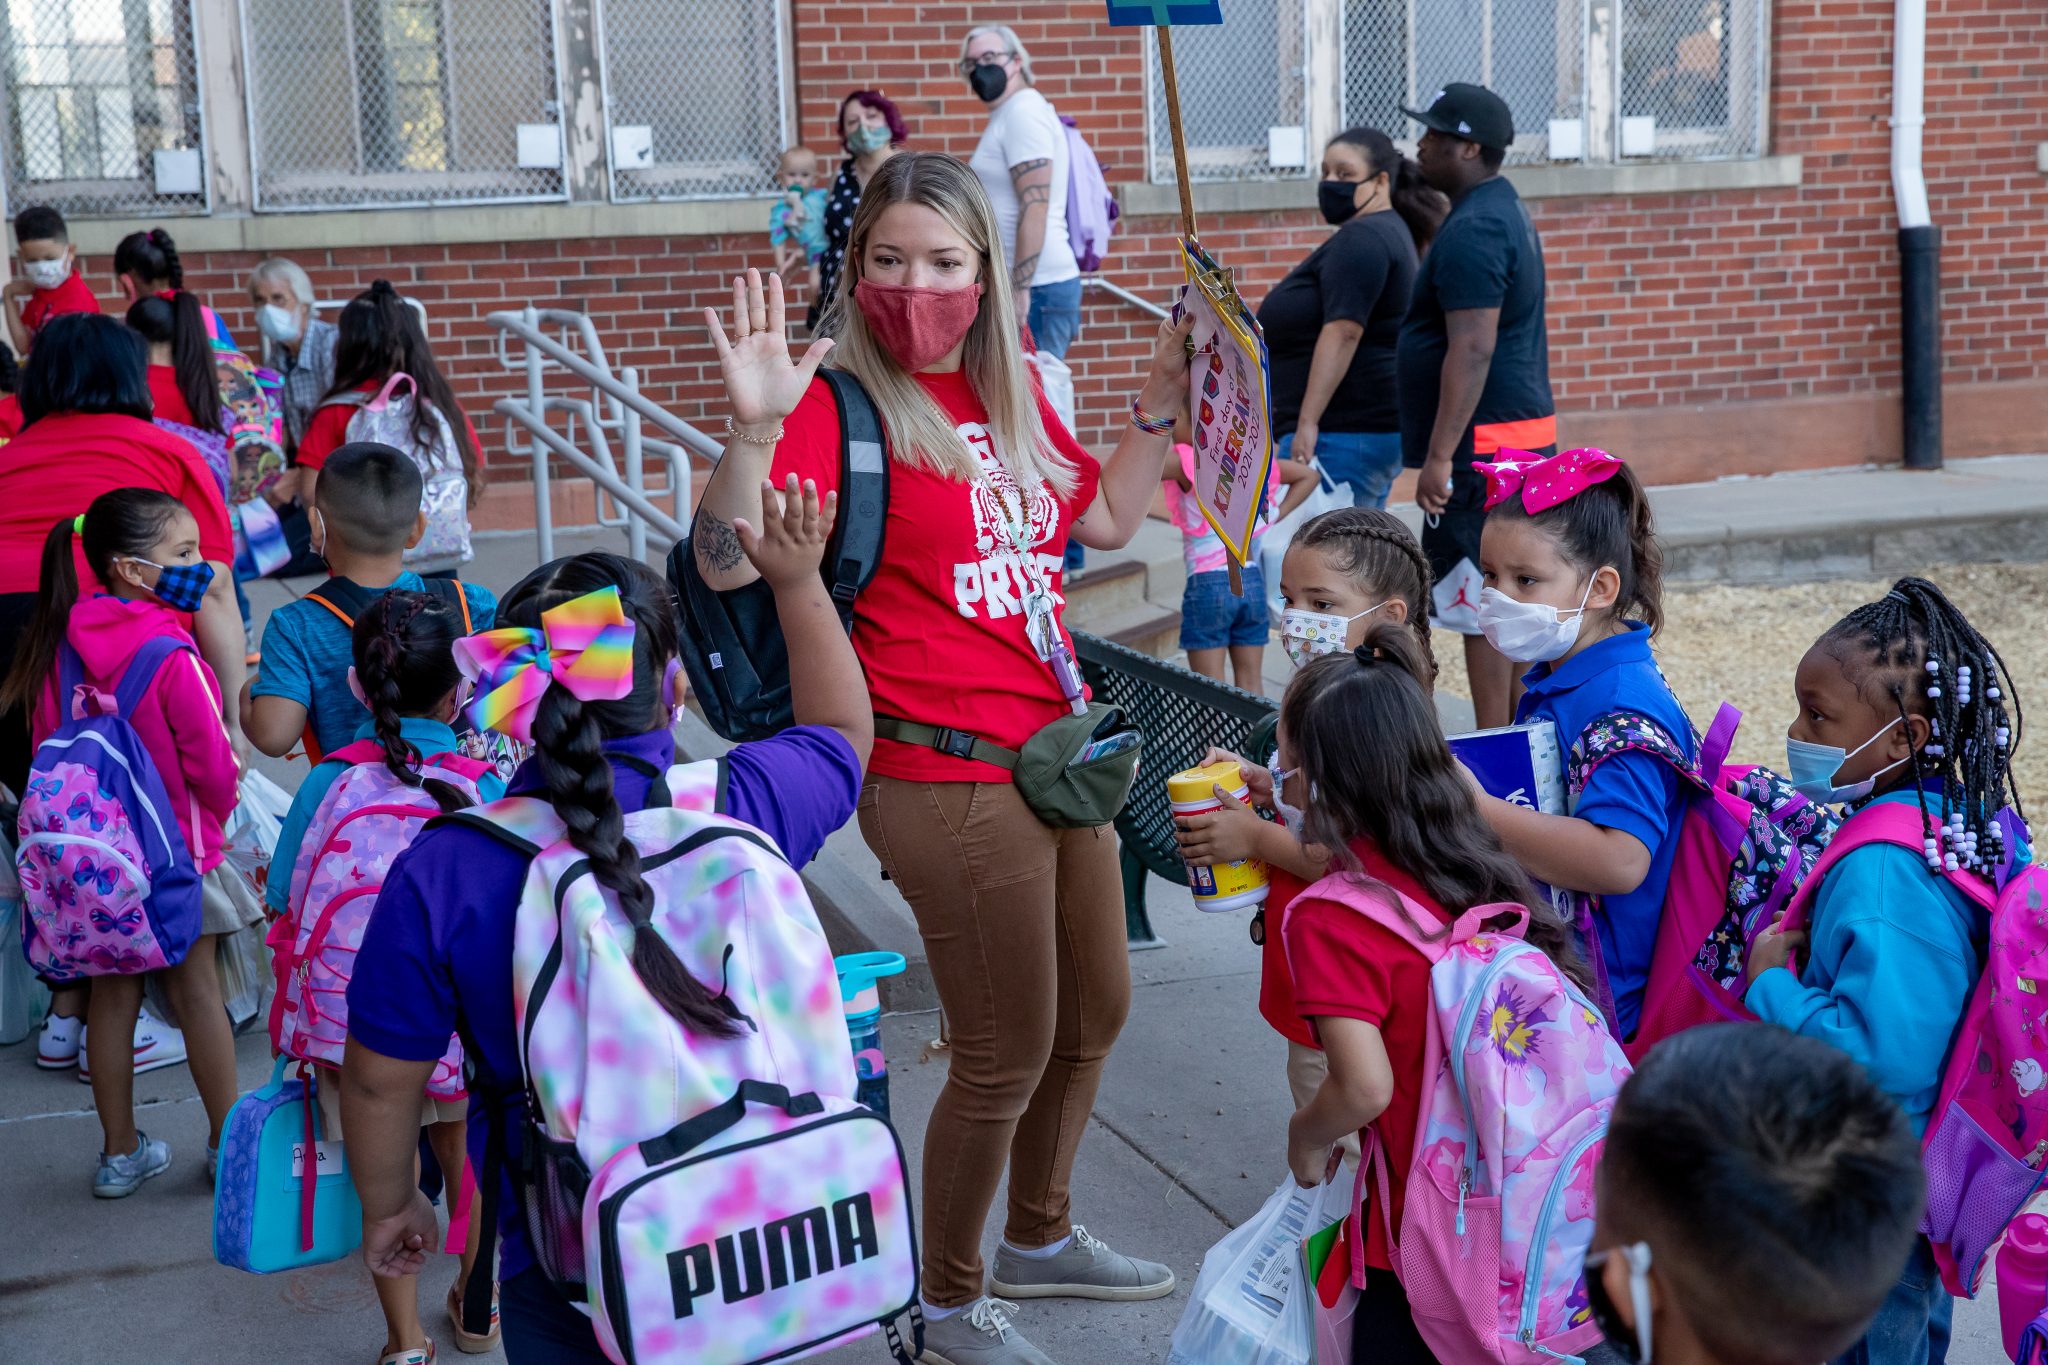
[420,577,474,632]
[431,796,565,856]
[817,367,889,611]
[1290,872,1513,966]
[1781,800,1995,932]
[325,739,387,767]
[1568,707,1701,794]
[112,635,196,718]
[422,750,493,784]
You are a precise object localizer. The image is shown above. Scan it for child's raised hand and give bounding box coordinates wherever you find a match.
[1746,921,1808,984]
[734,474,838,591]
[1175,784,1267,866]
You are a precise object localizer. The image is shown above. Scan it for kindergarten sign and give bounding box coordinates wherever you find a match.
[1177,237,1274,567]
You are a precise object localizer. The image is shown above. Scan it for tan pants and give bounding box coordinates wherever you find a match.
[859,775,1132,1307]
[1286,1039,1363,1168]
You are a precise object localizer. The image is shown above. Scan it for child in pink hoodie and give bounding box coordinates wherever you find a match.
[0,487,247,1197]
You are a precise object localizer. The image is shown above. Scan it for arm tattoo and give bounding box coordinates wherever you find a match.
[693,509,745,574]
[1018,185,1052,208]
[1008,157,1052,185]
[1011,252,1041,290]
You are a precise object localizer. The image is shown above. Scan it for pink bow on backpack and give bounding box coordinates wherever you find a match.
[1475,447,1625,513]
[452,586,638,741]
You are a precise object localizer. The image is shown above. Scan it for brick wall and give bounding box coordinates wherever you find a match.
[164,0,2045,530]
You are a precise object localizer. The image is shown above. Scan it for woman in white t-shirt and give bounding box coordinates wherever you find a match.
[960,23,1082,360]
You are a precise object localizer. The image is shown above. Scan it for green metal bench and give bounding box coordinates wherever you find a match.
[1073,631,1278,947]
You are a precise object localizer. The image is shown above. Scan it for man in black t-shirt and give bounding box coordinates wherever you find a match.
[1395,82,1555,729]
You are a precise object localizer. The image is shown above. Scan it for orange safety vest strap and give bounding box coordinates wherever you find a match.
[1472,414,1558,456]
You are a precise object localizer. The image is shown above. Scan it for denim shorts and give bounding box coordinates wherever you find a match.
[1180,565,1269,651]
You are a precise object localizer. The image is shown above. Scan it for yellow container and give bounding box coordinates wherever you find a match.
[1168,761,1269,912]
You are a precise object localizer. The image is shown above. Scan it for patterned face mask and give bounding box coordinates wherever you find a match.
[126,557,215,614]
[1280,602,1385,669]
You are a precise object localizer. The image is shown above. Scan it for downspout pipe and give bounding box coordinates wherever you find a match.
[1892,0,1942,469]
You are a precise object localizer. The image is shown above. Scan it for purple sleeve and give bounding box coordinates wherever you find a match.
[720,726,863,868]
[348,845,462,1063]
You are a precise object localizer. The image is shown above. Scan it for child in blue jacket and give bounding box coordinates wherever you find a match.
[1746,576,2022,1365]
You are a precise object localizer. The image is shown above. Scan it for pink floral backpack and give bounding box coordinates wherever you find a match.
[1295,875,1631,1365]
[268,741,492,1098]
[1775,802,2045,1297]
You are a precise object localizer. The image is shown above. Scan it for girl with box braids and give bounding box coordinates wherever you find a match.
[351,589,474,814]
[1820,576,2023,874]
[1292,507,1439,683]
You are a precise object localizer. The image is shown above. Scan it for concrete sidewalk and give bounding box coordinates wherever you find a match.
[0,881,2007,1364]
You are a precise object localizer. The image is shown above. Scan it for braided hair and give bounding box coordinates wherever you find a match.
[351,590,472,813]
[1283,620,1595,995]
[498,551,741,1039]
[113,227,184,291]
[1290,507,1438,683]
[1820,576,2024,875]
[1487,460,1665,636]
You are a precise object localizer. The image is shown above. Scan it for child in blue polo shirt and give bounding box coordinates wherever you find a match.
[1466,448,1687,1042]
[243,442,495,761]
[338,479,871,1364]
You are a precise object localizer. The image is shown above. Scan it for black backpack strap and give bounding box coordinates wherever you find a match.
[462,1089,505,1338]
[635,1081,824,1167]
[420,576,474,632]
[818,367,889,614]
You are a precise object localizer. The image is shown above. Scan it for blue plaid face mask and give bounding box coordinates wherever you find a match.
[129,557,215,614]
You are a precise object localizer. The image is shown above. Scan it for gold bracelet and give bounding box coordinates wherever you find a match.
[726,416,785,446]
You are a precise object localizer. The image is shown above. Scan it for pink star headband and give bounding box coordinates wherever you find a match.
[1475,447,1625,513]
[452,585,638,741]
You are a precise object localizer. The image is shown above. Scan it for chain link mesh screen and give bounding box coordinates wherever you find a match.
[243,0,564,211]
[1148,0,1310,183]
[599,0,787,202]
[1617,0,1765,160]
[0,0,205,217]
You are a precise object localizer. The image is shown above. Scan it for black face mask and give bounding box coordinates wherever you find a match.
[969,64,1008,104]
[1317,179,1360,226]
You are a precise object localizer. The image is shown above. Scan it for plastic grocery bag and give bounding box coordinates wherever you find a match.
[1167,1176,1355,1365]
[221,771,293,902]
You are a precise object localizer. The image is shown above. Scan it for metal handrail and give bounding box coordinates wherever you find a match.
[1085,276,1173,321]
[488,306,720,563]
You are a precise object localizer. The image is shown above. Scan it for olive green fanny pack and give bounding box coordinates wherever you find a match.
[874,705,1143,828]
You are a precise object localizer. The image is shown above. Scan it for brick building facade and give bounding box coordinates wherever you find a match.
[16,1,2047,533]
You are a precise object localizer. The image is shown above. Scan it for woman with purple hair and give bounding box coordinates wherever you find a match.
[809,88,909,332]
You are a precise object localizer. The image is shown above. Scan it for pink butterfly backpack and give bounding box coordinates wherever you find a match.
[1293,874,1632,1365]
[15,638,203,980]
[268,741,491,1098]
[1776,803,2047,1297]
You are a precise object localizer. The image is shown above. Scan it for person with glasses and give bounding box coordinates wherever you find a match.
[960,23,1082,361]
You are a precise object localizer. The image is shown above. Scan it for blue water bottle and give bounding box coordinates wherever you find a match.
[834,952,907,1117]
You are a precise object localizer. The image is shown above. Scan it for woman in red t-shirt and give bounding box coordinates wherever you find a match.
[1278,621,1593,1365]
[693,152,1193,1358]
[126,292,228,439]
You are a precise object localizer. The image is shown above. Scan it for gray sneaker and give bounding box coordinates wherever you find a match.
[989,1225,1176,1302]
[93,1132,171,1198]
[917,1298,1055,1365]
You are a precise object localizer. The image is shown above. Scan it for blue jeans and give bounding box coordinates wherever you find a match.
[502,1268,610,1364]
[1028,276,1084,359]
[1278,428,1403,510]
[1834,1239,1952,1365]
[1179,566,1268,651]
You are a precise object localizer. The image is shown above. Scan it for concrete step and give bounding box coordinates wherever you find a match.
[1063,557,1151,618]
[1084,601,1183,659]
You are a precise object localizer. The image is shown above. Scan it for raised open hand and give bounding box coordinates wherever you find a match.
[735,475,839,591]
[702,268,835,433]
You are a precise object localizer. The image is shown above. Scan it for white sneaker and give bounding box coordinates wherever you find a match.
[35,1012,83,1069]
[78,1011,189,1085]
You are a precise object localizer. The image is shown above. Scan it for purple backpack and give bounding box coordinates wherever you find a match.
[1060,115,1117,273]
[15,638,203,980]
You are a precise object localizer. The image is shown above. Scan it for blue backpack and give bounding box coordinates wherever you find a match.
[16,638,203,981]
[213,1056,362,1272]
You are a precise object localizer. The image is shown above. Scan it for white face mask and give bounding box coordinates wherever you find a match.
[20,257,70,290]
[1269,763,1306,839]
[1280,603,1384,669]
[256,303,301,345]
[1477,579,1595,664]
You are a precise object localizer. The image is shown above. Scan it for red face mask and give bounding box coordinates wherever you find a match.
[854,279,985,372]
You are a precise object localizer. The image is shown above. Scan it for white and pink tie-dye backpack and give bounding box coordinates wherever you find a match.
[1295,875,1631,1365]
[268,742,491,1099]
[451,779,920,1365]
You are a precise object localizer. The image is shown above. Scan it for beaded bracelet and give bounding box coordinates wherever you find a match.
[726,416,785,446]
[1130,400,1175,436]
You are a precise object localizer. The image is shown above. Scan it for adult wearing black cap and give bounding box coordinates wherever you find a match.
[1395,82,1556,729]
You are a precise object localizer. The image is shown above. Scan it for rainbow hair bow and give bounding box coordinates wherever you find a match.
[452,585,638,741]
[1475,447,1625,513]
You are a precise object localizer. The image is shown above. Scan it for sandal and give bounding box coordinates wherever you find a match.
[376,1346,433,1365]
[447,1279,501,1354]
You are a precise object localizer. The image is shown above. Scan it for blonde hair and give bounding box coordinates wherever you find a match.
[825,152,1075,497]
[962,23,1034,84]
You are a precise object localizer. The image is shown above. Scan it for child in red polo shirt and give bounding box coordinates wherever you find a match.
[5,206,99,355]
[1276,621,1594,1365]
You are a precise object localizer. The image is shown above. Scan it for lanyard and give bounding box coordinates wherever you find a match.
[980,468,1086,714]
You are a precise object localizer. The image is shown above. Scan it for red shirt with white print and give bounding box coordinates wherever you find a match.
[771,367,1101,783]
